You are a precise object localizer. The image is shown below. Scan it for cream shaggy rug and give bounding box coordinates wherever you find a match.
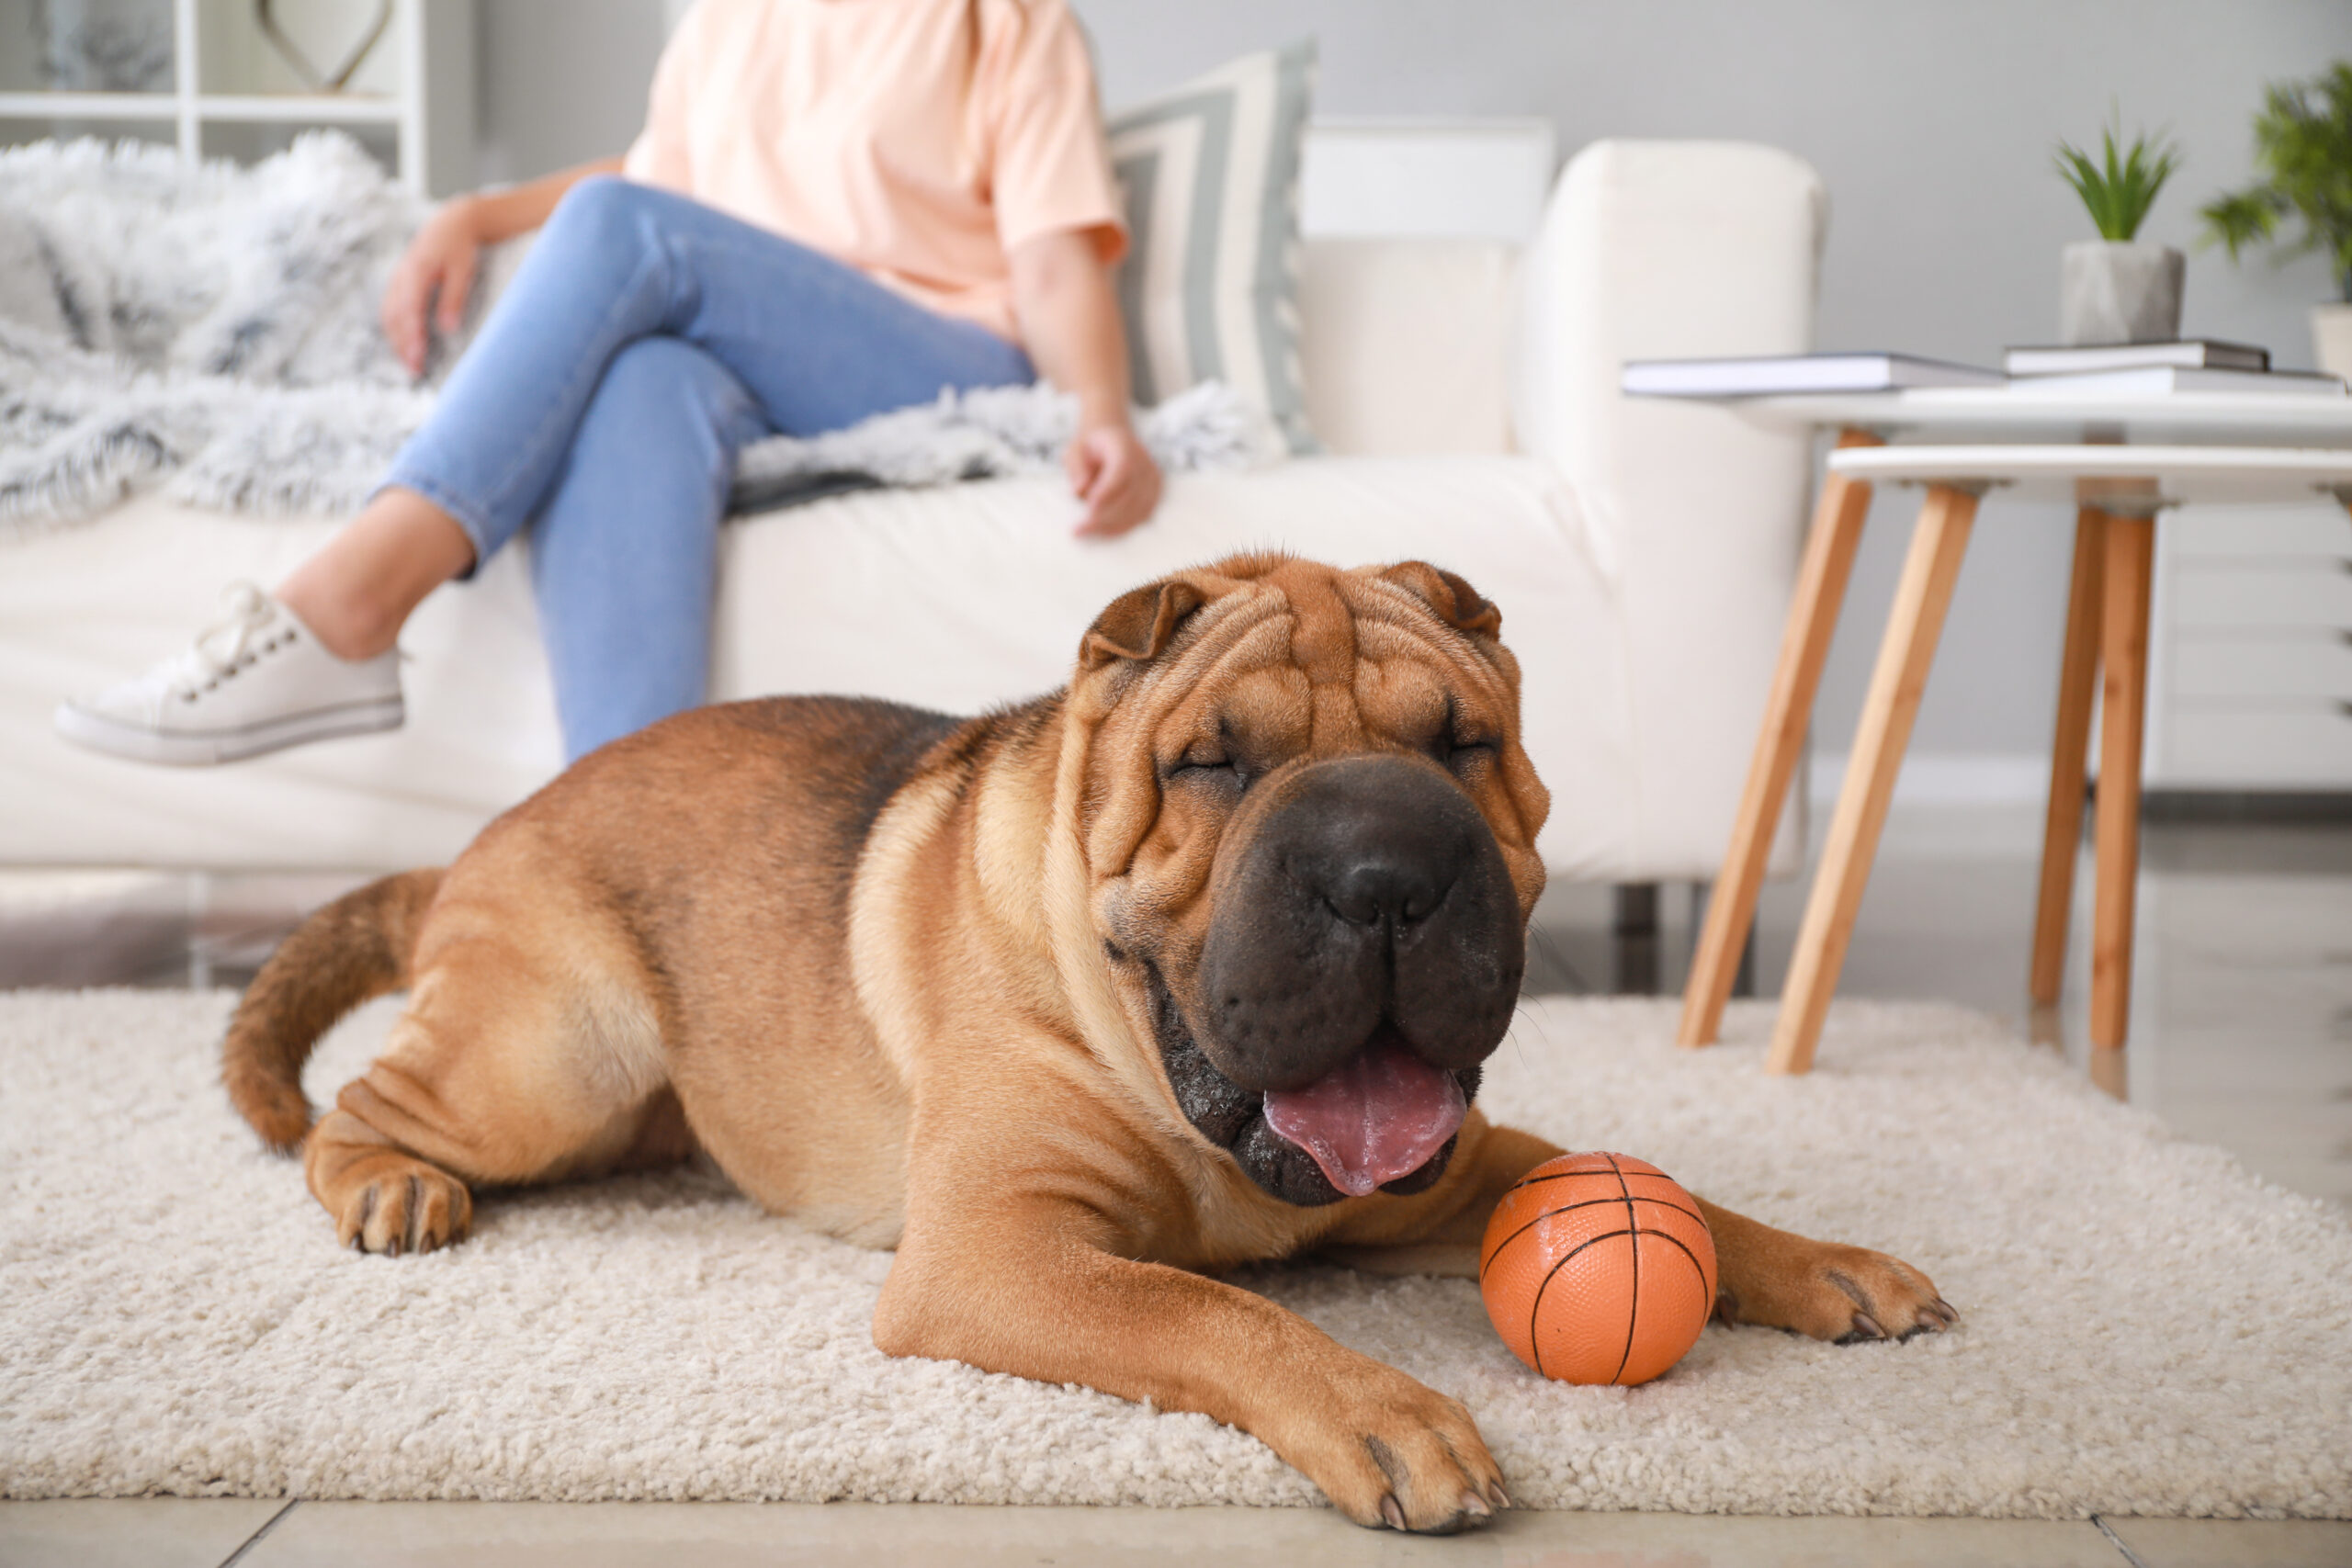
[3,989,2347,1517]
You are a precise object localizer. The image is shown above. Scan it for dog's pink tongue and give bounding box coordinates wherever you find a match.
[1261,1035,1467,1198]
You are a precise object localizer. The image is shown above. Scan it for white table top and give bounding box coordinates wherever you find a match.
[1731,387,2352,446]
[1826,443,2352,513]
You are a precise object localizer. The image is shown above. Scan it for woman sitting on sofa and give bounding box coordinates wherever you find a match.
[58,0,1159,767]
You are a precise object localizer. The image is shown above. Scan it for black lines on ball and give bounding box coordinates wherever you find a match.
[1477,1191,1700,1283]
[1609,1155,1638,1386]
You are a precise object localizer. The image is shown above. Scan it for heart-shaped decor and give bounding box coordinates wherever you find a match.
[254,0,394,94]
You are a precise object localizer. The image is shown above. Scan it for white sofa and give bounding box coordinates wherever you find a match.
[0,139,1825,882]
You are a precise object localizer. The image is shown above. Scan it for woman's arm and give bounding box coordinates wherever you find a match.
[1009,230,1164,539]
[381,156,627,377]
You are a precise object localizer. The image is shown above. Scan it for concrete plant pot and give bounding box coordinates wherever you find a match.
[2060,241,2185,346]
[2312,303,2352,381]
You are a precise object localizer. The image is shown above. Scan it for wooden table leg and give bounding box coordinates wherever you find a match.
[2090,514,2156,1050]
[1768,482,1980,1075]
[2029,507,2109,1007]
[1679,428,1881,1047]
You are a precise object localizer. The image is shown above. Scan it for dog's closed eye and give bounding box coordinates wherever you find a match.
[1442,737,1498,778]
[1166,752,1250,792]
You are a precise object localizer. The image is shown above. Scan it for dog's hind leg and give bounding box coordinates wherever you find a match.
[303,874,684,1256]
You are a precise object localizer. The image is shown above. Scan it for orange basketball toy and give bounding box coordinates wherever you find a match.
[1478,1152,1718,1386]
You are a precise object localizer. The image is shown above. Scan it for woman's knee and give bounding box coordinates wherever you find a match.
[539,173,670,260]
[557,340,763,522]
[586,338,758,440]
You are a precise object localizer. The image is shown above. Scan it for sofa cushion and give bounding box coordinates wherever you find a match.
[1106,41,1317,454]
[4,457,1631,875]
[1298,238,1516,457]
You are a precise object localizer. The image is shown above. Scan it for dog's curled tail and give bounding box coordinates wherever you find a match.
[222,867,444,1154]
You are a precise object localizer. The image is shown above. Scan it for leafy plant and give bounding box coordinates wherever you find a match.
[2199,62,2352,303]
[2054,113,2181,243]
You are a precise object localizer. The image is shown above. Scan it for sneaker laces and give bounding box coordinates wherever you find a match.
[160,582,282,700]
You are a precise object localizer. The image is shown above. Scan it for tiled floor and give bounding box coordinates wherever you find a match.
[3,1498,2350,1567]
[4,800,2348,1564]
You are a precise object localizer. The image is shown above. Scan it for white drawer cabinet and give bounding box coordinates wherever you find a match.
[2169,636,2352,703]
[2161,709,2352,788]
[2168,562,2352,629]
[2151,502,2352,792]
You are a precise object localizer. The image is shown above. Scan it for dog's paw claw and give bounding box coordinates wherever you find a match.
[1838,1310,1888,1344]
[1909,1298,1960,1336]
[1308,1371,1506,1534]
[1737,1245,1950,1344]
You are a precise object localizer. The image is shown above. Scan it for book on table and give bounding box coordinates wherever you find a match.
[2001,365,2346,396]
[2004,340,2271,375]
[1622,352,2346,400]
[1619,353,2003,396]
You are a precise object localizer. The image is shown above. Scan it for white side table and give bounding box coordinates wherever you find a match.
[1670,401,2352,1073]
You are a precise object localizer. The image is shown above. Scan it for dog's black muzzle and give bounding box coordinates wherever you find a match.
[1152,753,1524,1205]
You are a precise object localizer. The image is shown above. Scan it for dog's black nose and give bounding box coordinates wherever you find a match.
[1193,752,1522,1091]
[1324,856,1450,927]
[1284,756,1474,933]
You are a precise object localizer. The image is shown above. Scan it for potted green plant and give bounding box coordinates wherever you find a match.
[2053,115,2183,345]
[2200,62,2352,378]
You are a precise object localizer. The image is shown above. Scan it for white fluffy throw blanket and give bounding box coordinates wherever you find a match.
[0,134,1281,540]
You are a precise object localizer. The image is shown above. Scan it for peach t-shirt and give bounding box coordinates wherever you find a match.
[624,0,1127,344]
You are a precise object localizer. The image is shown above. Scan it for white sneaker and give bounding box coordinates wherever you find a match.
[54,582,404,766]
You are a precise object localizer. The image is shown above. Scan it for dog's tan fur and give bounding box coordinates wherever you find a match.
[224,555,1951,1534]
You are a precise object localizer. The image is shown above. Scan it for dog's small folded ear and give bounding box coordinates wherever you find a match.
[1080,579,1207,671]
[1380,561,1502,640]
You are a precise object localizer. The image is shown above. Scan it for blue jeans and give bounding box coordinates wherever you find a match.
[382,177,1035,760]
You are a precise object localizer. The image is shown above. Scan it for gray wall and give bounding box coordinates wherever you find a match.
[474,0,2352,759]
[473,0,666,184]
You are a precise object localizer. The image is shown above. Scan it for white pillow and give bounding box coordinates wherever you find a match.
[1105,40,1317,454]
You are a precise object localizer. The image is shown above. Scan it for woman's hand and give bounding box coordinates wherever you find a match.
[1009,229,1165,539]
[382,197,485,378]
[1066,419,1162,538]
[379,159,628,378]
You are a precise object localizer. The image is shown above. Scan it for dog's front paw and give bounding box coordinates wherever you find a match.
[1283,1361,1508,1533]
[1724,1238,1957,1344]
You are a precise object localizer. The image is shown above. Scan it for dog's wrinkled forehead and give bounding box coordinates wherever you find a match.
[1077,557,1504,722]
[1067,556,1533,878]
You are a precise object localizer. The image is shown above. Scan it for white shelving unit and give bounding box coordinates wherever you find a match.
[2147,500,2352,793]
[0,0,471,196]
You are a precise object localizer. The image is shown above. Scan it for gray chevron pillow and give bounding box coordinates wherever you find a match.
[1106,40,1317,454]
